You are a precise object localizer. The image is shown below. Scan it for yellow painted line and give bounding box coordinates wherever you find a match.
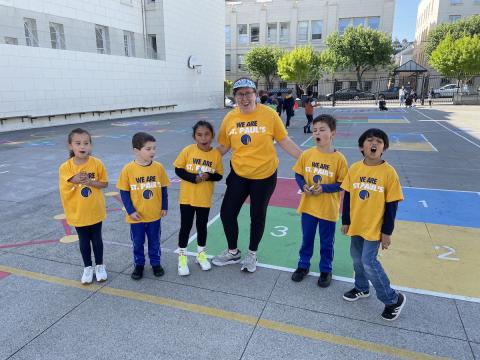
[0,264,446,360]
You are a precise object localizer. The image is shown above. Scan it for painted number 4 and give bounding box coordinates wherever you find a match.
[270,226,288,237]
[434,245,459,261]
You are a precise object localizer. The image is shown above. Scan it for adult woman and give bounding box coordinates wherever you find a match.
[212,78,302,272]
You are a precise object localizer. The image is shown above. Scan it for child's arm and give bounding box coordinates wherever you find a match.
[175,167,197,183]
[341,191,351,235]
[161,186,168,217]
[295,173,313,195]
[315,183,341,194]
[87,179,108,189]
[204,172,222,182]
[120,190,140,221]
[380,201,399,250]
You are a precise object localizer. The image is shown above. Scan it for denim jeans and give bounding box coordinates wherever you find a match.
[130,219,161,266]
[350,236,398,305]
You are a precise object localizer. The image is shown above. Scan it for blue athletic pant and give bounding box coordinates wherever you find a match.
[130,219,161,266]
[297,213,336,273]
[75,222,103,267]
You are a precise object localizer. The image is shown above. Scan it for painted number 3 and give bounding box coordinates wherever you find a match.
[270,226,288,237]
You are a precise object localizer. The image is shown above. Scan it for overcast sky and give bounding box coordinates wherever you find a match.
[392,0,420,41]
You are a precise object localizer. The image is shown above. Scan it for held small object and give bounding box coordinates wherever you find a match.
[309,185,315,191]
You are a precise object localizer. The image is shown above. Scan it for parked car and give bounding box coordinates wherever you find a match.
[377,86,411,99]
[433,84,460,98]
[326,88,376,101]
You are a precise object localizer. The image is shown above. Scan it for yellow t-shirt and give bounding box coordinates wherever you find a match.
[341,160,404,241]
[173,144,224,208]
[292,148,348,222]
[58,156,108,227]
[217,104,288,179]
[116,161,170,224]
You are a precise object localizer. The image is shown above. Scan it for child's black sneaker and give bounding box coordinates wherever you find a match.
[343,288,370,301]
[291,268,309,282]
[317,272,332,288]
[131,265,144,280]
[152,265,165,277]
[381,293,406,321]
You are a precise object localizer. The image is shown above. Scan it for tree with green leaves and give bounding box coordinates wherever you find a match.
[429,34,480,81]
[244,46,283,89]
[326,26,394,90]
[224,80,233,95]
[277,45,323,95]
[424,14,480,60]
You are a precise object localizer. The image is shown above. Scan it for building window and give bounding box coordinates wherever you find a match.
[250,23,259,43]
[147,34,157,59]
[449,15,461,22]
[364,81,373,91]
[95,25,110,54]
[353,17,365,27]
[297,21,308,42]
[267,23,277,43]
[238,24,248,45]
[123,31,135,56]
[225,25,231,45]
[338,18,351,35]
[226,54,231,71]
[4,37,18,45]
[450,0,463,4]
[24,18,38,47]
[311,20,322,40]
[237,54,246,70]
[334,81,343,92]
[367,17,380,29]
[280,22,289,43]
[279,81,287,88]
[349,81,357,90]
[49,22,66,49]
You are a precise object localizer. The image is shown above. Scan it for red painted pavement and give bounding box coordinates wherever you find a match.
[0,239,58,249]
[0,271,10,280]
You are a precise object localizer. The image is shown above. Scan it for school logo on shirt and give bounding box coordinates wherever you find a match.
[241,134,252,145]
[313,175,322,184]
[81,187,92,198]
[353,176,384,200]
[359,190,370,200]
[143,189,154,199]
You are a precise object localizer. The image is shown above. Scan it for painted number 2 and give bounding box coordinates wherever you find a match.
[434,245,459,261]
[270,226,288,237]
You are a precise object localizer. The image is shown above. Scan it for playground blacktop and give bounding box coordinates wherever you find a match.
[0,104,479,360]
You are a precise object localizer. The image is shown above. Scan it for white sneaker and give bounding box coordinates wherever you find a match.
[178,255,190,276]
[241,252,257,273]
[195,251,211,271]
[95,264,108,282]
[81,266,94,284]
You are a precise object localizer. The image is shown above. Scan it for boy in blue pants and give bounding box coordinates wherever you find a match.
[341,128,405,321]
[291,114,348,287]
[117,132,170,280]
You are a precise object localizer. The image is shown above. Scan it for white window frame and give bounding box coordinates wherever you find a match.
[24,18,38,47]
[280,22,289,43]
[5,37,18,45]
[449,15,461,22]
[338,18,351,35]
[267,23,277,43]
[311,20,322,40]
[367,17,380,29]
[250,23,260,43]
[450,0,463,4]
[49,22,66,49]
[297,21,308,42]
[237,54,246,70]
[95,25,110,54]
[238,24,248,45]
[123,30,135,57]
[225,54,231,71]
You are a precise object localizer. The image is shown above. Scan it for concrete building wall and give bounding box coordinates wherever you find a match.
[0,0,225,129]
[225,0,396,90]
[414,0,480,66]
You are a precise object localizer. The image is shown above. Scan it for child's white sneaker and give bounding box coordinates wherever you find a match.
[95,264,108,282]
[178,255,190,276]
[196,251,211,271]
[81,266,94,284]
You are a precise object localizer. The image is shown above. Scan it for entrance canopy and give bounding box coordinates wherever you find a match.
[393,60,428,74]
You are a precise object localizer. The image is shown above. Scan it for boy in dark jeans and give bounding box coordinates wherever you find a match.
[340,128,406,321]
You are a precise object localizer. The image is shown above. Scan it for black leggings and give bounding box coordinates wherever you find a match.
[75,222,103,267]
[178,204,210,248]
[305,114,313,128]
[220,168,277,252]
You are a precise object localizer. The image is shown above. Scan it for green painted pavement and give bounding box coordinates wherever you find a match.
[188,204,354,277]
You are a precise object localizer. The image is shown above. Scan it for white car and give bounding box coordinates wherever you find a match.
[433,84,460,98]
[225,96,235,108]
